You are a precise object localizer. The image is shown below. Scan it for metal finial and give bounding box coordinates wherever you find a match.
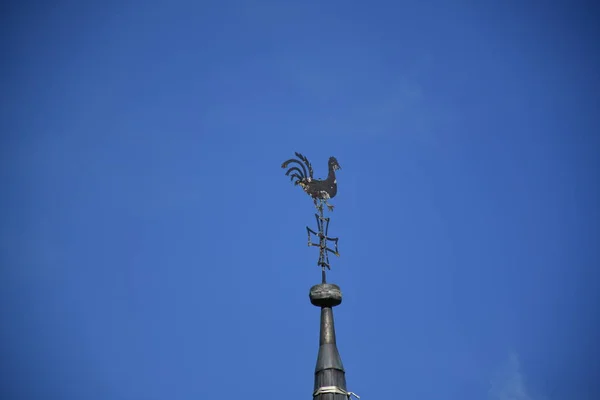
[281,153,341,282]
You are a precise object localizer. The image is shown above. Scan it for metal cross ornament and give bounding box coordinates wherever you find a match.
[307,201,340,283]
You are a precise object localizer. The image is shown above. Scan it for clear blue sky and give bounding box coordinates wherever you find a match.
[1,1,599,399]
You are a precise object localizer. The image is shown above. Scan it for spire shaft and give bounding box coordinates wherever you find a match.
[320,307,337,346]
[310,284,348,400]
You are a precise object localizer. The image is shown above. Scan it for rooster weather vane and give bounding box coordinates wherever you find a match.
[281,152,342,283]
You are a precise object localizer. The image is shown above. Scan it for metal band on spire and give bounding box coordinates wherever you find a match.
[313,386,360,399]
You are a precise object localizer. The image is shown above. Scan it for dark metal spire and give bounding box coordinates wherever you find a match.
[281,153,358,399]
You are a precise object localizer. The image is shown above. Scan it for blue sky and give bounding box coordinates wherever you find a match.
[1,1,599,399]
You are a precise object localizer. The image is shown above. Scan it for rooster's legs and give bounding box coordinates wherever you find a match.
[313,198,334,212]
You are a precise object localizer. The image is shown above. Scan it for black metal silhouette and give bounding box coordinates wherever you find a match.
[282,152,341,282]
[281,152,341,212]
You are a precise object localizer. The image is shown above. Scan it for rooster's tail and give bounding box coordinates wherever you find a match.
[281,152,314,185]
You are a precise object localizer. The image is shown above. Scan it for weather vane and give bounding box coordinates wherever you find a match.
[281,152,342,283]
